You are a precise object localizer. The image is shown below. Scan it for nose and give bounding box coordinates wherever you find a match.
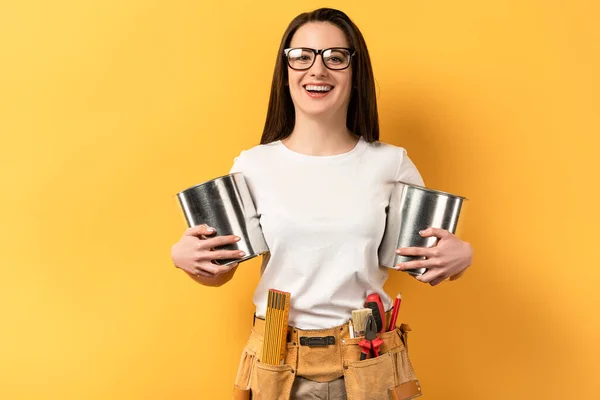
[308,54,328,77]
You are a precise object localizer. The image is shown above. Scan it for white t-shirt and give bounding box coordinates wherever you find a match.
[229,136,424,329]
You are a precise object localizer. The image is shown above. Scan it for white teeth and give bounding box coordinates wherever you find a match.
[305,85,332,92]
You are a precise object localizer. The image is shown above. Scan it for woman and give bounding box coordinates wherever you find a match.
[171,7,473,400]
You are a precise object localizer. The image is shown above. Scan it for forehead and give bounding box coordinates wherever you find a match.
[290,22,349,49]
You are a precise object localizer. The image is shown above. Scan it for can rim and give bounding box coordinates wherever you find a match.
[175,172,243,197]
[397,181,468,200]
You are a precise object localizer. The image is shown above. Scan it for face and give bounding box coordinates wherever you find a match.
[287,22,353,119]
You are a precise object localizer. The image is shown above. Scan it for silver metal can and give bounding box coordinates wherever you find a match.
[176,173,269,266]
[378,181,467,276]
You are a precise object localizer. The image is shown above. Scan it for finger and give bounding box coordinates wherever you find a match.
[197,262,238,276]
[196,262,220,275]
[449,269,467,281]
[210,249,246,260]
[185,224,216,237]
[419,227,451,239]
[396,247,438,258]
[202,235,241,248]
[415,268,445,284]
[194,269,216,278]
[394,258,433,271]
[429,276,447,286]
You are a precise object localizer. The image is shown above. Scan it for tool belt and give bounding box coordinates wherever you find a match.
[232,311,422,400]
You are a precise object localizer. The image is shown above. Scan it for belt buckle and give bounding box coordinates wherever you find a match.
[299,336,336,347]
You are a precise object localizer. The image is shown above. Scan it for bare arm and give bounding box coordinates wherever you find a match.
[183,266,238,287]
[171,224,244,287]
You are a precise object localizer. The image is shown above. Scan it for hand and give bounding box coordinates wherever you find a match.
[170,224,245,278]
[394,227,473,286]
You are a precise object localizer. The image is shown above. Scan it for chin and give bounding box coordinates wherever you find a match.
[297,102,344,118]
[299,107,332,116]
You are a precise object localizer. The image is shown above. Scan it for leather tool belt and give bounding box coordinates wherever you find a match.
[232,310,422,400]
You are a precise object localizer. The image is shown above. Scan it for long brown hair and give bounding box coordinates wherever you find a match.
[260,8,379,145]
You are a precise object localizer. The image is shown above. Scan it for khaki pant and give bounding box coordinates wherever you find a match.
[291,376,346,400]
[232,314,422,400]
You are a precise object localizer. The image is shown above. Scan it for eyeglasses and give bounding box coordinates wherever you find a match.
[283,47,355,71]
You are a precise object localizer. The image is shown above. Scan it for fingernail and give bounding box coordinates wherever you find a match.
[419,230,425,235]
[396,249,402,254]
[234,236,241,242]
[239,251,246,257]
[206,226,215,232]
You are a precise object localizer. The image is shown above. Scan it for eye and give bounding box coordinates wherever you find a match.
[324,50,349,65]
[288,49,314,64]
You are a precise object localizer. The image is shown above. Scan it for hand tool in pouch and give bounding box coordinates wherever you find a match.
[365,293,386,333]
[358,314,383,360]
[387,293,402,331]
[351,308,372,337]
[262,289,291,365]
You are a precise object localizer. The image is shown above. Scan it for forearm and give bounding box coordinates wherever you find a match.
[184,266,238,287]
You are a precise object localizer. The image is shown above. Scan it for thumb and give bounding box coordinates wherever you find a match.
[419,227,449,239]
[185,224,215,237]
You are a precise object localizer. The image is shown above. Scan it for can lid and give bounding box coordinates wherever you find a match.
[397,181,468,200]
[175,172,243,197]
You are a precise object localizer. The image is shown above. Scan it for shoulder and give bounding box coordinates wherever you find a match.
[366,139,425,186]
[363,139,410,159]
[234,141,280,161]
[229,141,281,173]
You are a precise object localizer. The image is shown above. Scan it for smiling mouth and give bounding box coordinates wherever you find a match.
[303,84,334,93]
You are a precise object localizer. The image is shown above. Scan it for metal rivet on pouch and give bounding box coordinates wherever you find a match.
[341,340,345,344]
[292,342,296,346]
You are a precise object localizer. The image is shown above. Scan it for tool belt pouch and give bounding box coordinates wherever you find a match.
[232,386,251,400]
[341,323,422,400]
[232,323,421,400]
[296,326,344,382]
[233,330,297,400]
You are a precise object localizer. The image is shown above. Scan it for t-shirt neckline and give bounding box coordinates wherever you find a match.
[276,136,366,162]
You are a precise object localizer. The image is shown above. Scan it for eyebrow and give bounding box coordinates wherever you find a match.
[287,46,350,49]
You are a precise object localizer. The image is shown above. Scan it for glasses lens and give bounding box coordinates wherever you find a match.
[287,48,315,70]
[323,49,351,70]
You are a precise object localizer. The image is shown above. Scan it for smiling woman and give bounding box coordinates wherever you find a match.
[169,7,473,400]
[258,9,381,147]
[285,22,354,127]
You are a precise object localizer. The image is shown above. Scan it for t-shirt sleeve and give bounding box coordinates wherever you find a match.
[229,150,247,174]
[396,148,425,186]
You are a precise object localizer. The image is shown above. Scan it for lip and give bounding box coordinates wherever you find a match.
[304,88,332,99]
[303,82,335,88]
[302,83,335,99]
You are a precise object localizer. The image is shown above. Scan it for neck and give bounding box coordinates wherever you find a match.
[284,110,358,156]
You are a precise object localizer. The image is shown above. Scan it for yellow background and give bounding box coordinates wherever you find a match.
[1,0,598,399]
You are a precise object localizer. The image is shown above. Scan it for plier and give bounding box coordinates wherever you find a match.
[358,314,383,360]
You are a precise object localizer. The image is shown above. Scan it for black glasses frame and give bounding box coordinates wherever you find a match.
[283,47,356,71]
